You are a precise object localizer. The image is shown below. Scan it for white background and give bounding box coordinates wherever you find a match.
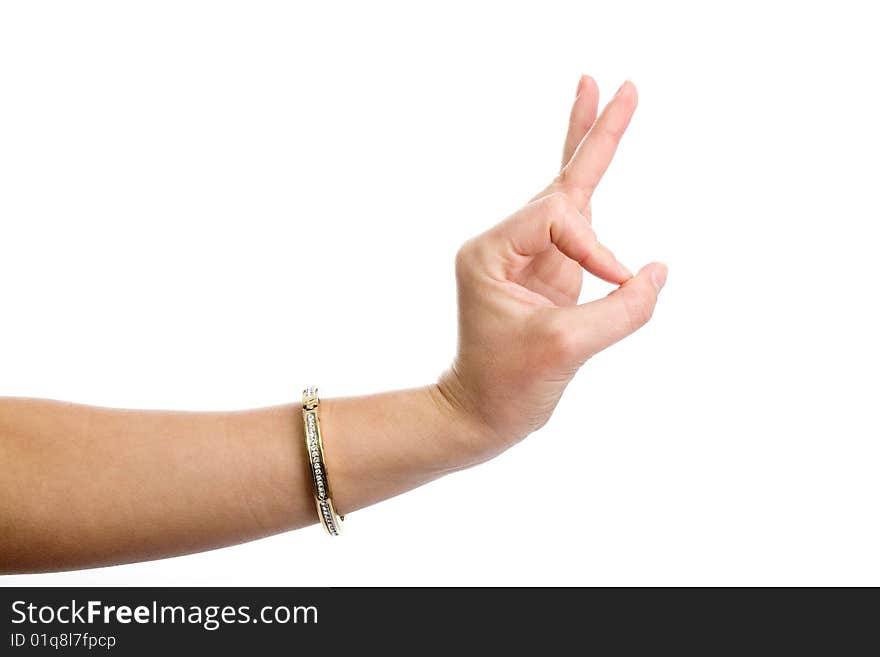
[1,1,878,586]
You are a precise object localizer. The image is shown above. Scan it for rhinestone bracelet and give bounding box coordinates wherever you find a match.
[302,386,344,536]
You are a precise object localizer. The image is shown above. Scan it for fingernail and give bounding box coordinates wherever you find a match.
[576,75,586,97]
[614,80,630,98]
[650,264,668,292]
[617,260,633,279]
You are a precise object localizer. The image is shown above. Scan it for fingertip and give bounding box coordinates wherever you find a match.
[590,241,633,284]
[568,259,662,357]
[613,80,638,108]
[573,77,599,113]
[578,74,597,95]
[637,262,667,292]
[615,79,635,94]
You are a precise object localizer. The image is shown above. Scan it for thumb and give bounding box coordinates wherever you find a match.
[562,262,667,359]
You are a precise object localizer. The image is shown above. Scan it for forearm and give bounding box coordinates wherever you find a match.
[0,387,482,573]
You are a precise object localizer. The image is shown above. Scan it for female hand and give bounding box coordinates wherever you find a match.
[438,77,668,464]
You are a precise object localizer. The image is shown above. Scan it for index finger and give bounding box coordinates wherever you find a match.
[488,193,632,285]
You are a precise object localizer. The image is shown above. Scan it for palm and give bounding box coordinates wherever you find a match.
[513,244,584,307]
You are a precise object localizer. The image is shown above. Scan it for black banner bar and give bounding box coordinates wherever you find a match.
[0,587,874,653]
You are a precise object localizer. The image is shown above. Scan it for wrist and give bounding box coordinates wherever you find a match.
[316,383,495,516]
[433,367,510,470]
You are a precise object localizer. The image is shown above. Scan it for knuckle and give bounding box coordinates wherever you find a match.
[555,166,570,187]
[594,121,625,143]
[536,314,580,363]
[454,238,476,276]
[621,289,655,332]
[454,236,491,277]
[539,191,572,217]
[580,224,599,250]
[550,174,589,209]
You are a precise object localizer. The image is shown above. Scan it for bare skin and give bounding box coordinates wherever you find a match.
[0,77,666,574]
